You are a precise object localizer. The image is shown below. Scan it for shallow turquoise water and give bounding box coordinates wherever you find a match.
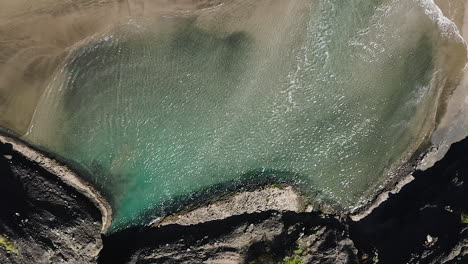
[24,0,465,231]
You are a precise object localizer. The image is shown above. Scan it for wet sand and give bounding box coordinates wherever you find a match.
[354,0,468,219]
[0,0,229,135]
[420,0,468,170]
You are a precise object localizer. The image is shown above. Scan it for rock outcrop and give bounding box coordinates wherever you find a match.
[0,141,103,263]
[99,211,357,264]
[1,135,468,264]
[350,136,468,264]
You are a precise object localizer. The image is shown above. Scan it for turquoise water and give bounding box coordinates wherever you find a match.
[23,0,466,231]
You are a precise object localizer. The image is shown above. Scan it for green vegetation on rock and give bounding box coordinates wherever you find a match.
[373,256,379,263]
[461,213,468,224]
[0,235,19,254]
[281,243,305,264]
[281,256,302,264]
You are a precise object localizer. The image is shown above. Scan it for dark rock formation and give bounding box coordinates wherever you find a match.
[98,211,357,264]
[349,137,468,264]
[1,135,468,264]
[98,136,468,264]
[0,141,103,263]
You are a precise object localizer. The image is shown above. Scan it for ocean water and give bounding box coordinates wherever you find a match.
[2,0,465,231]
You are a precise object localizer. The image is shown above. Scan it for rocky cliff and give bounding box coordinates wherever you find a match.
[0,136,467,264]
[0,141,102,263]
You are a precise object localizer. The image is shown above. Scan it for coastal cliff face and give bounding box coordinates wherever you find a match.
[0,142,102,263]
[98,136,468,264]
[349,137,468,264]
[99,211,357,264]
[1,137,468,264]
[0,138,359,264]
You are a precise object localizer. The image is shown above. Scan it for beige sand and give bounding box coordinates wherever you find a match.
[0,0,227,135]
[420,0,468,170]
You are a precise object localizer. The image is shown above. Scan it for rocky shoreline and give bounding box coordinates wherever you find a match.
[0,135,112,233]
[0,133,467,263]
[349,136,468,264]
[97,135,468,264]
[0,138,103,263]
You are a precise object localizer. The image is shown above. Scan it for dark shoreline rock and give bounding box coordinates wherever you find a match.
[349,136,468,264]
[98,137,468,264]
[0,142,103,263]
[1,136,468,263]
[98,211,357,264]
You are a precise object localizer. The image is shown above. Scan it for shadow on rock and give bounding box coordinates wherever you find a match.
[0,141,103,263]
[349,138,468,264]
[99,211,357,264]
